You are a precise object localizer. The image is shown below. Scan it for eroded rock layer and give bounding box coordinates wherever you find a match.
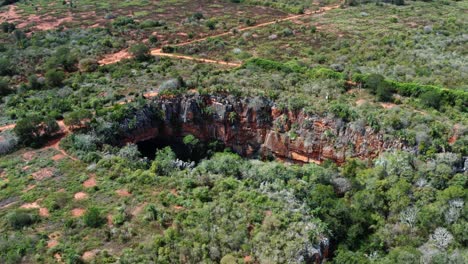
[125,94,404,164]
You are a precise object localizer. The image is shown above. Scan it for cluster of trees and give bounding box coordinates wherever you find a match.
[47,137,467,263]
[13,115,59,147]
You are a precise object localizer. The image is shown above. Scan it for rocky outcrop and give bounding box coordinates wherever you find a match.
[125,94,404,164]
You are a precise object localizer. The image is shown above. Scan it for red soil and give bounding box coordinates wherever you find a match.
[71,208,86,217]
[32,167,55,181]
[116,189,131,197]
[74,192,88,200]
[83,175,97,188]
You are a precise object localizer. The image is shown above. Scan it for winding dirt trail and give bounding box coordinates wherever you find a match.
[0,121,77,161]
[99,3,342,66]
[150,49,242,67]
[0,3,344,161]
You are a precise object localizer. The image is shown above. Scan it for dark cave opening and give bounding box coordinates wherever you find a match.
[136,136,225,162]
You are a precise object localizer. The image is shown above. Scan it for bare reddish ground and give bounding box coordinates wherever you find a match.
[54,253,63,263]
[448,124,462,144]
[20,200,49,217]
[131,202,148,216]
[98,50,132,65]
[39,207,50,217]
[150,49,241,67]
[32,167,55,181]
[20,202,40,209]
[381,102,397,109]
[143,91,159,98]
[173,205,184,210]
[356,99,367,106]
[52,153,66,161]
[107,214,113,226]
[244,255,253,263]
[22,151,36,161]
[0,5,21,22]
[71,208,86,217]
[116,189,131,197]
[74,192,88,200]
[83,176,97,188]
[170,188,178,196]
[82,250,99,262]
[47,239,59,248]
[22,184,36,193]
[17,14,73,31]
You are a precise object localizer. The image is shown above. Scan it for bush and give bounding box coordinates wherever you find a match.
[129,44,150,61]
[112,16,135,27]
[7,210,38,229]
[420,90,441,109]
[150,147,177,176]
[64,109,92,128]
[376,83,394,102]
[206,19,217,30]
[0,22,15,33]
[13,115,59,147]
[45,47,77,72]
[78,58,99,73]
[0,78,11,96]
[364,73,385,94]
[45,69,65,87]
[28,74,42,90]
[0,132,18,155]
[83,207,105,228]
[0,57,12,76]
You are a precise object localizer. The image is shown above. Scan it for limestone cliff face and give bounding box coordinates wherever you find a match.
[126,94,404,164]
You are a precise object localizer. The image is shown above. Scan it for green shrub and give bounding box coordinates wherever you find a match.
[0,22,15,33]
[45,69,65,87]
[129,44,150,61]
[27,75,42,90]
[0,78,11,96]
[13,115,59,147]
[7,210,38,229]
[150,147,177,176]
[0,57,12,76]
[112,16,135,27]
[78,58,99,73]
[83,207,105,228]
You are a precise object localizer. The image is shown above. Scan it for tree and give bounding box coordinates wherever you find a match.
[376,83,394,102]
[45,69,65,87]
[0,22,15,33]
[78,58,98,72]
[83,207,105,228]
[0,57,12,76]
[45,47,77,71]
[7,210,38,230]
[150,147,177,176]
[0,78,11,96]
[129,44,150,61]
[364,73,385,94]
[13,115,59,147]
[64,109,92,129]
[28,74,42,90]
[420,90,441,109]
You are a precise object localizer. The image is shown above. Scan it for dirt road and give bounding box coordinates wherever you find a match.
[98,4,342,66]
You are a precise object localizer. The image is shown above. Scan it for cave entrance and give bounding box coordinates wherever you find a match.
[136,136,224,162]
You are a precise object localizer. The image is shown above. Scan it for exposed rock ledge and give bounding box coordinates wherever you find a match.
[124,94,404,164]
